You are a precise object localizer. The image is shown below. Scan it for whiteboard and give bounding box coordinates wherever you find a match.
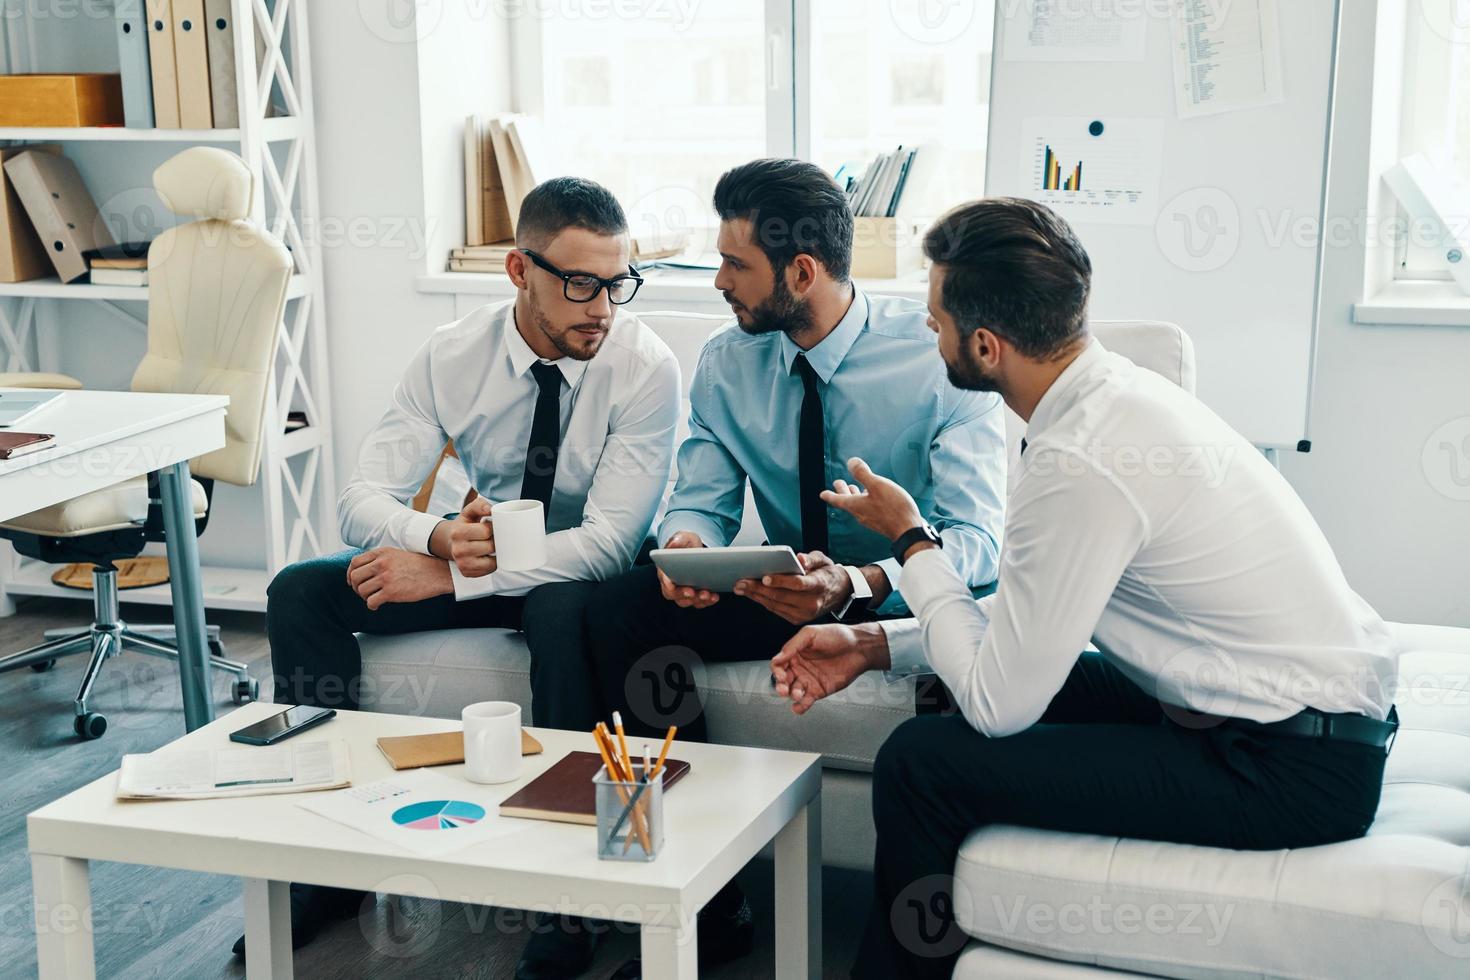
[985,0,1340,449]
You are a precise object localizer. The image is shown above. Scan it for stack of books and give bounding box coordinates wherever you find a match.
[88,242,151,287]
[454,112,555,272]
[842,146,922,218]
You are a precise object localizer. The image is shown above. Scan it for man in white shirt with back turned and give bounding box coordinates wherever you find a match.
[770,197,1400,979]
[245,177,680,962]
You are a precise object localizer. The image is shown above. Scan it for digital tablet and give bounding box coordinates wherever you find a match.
[650,545,804,594]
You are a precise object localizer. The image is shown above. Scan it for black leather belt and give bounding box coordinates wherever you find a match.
[1226,705,1398,749]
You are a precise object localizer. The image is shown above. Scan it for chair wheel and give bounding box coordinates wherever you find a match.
[75,712,107,740]
[233,678,259,705]
[30,659,56,673]
[208,638,228,658]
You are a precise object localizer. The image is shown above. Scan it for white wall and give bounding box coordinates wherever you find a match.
[1279,1,1470,629]
[307,3,511,532]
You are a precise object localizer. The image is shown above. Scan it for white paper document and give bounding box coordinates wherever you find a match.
[1003,0,1149,62]
[1019,116,1165,226]
[297,769,529,857]
[1169,0,1284,118]
[117,739,351,800]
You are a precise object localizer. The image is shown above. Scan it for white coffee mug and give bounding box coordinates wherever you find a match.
[489,499,548,572]
[462,701,522,784]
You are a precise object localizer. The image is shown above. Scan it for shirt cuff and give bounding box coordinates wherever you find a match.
[406,510,445,557]
[872,556,907,615]
[880,618,928,680]
[658,513,729,548]
[896,545,969,612]
[450,561,497,601]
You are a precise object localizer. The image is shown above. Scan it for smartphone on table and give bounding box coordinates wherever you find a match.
[229,705,336,746]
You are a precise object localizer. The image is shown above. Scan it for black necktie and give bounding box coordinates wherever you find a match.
[794,354,829,555]
[520,362,563,522]
[1020,437,1029,456]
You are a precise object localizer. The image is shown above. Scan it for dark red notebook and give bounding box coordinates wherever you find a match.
[0,431,54,460]
[498,750,691,826]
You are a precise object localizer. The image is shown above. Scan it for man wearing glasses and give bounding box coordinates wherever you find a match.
[243,177,680,960]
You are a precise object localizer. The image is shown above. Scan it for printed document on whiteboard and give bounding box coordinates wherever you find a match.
[1003,0,1149,62]
[1170,0,1284,118]
[1019,116,1165,226]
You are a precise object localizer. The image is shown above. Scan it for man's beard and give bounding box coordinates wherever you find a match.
[945,345,1000,392]
[533,305,605,361]
[732,275,815,337]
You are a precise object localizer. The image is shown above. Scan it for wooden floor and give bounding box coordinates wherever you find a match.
[0,596,871,978]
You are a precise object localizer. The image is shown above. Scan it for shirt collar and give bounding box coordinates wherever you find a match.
[779,288,869,383]
[1025,336,1108,438]
[503,306,590,387]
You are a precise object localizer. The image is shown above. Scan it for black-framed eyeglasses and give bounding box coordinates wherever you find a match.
[519,248,644,305]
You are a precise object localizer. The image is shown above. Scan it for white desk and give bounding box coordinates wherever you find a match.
[28,703,824,980]
[0,388,228,730]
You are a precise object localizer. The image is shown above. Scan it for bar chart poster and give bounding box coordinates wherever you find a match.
[1019,117,1165,225]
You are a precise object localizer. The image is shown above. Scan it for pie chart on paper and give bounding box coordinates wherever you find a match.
[391,799,486,831]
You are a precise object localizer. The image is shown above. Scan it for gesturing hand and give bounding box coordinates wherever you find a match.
[820,457,925,543]
[770,621,890,715]
[346,548,453,610]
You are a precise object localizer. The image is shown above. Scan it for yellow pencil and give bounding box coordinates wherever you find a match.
[649,725,677,779]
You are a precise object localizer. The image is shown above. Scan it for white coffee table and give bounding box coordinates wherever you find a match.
[27,702,824,979]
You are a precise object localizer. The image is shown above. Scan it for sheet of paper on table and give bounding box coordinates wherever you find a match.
[297,768,532,857]
[116,739,351,800]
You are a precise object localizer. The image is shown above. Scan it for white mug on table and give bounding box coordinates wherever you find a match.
[462,701,522,784]
[484,498,547,572]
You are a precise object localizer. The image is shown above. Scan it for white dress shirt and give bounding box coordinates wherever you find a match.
[338,299,681,599]
[884,339,1398,737]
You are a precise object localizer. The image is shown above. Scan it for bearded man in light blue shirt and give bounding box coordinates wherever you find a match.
[518,157,1009,978]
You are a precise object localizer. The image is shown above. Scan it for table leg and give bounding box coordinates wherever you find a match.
[31,854,95,980]
[157,461,213,731]
[640,916,697,979]
[775,794,822,980]
[243,878,293,979]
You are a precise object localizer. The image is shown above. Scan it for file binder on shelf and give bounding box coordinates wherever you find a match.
[3,151,116,284]
[204,0,238,128]
[145,0,181,128]
[171,0,213,129]
[114,0,156,128]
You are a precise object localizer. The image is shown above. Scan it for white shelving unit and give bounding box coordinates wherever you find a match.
[0,0,337,615]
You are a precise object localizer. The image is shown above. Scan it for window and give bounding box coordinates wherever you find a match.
[1394,2,1470,279]
[809,0,994,214]
[514,0,997,255]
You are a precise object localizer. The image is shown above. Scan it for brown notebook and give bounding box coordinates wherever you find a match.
[0,431,54,460]
[375,729,543,770]
[499,750,691,826]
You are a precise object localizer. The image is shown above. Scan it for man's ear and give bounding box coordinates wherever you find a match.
[788,253,819,295]
[969,325,1003,370]
[505,249,531,289]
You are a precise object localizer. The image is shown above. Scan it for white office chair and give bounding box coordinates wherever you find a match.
[0,146,291,739]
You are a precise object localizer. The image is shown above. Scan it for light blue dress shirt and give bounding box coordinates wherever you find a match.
[659,289,1007,615]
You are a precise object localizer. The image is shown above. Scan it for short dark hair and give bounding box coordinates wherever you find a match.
[923,198,1092,359]
[515,176,627,250]
[713,158,853,281]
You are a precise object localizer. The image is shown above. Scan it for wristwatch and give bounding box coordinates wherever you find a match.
[833,564,873,621]
[892,523,943,565]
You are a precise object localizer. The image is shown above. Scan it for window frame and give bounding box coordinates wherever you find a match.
[509,1,837,172]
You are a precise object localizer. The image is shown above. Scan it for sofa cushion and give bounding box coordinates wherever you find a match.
[954,943,1138,978]
[952,622,1470,979]
[355,626,916,772]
